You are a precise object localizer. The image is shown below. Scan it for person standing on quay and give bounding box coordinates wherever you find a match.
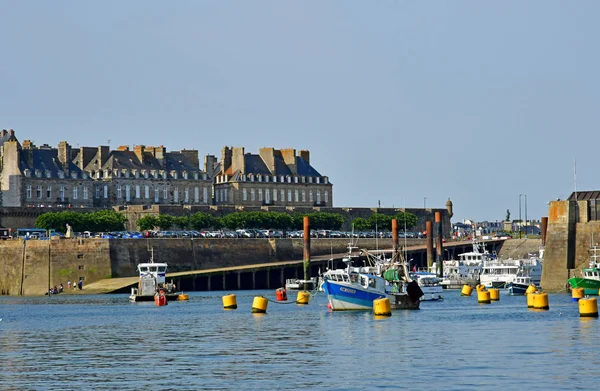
[78,280,83,290]
[67,281,71,290]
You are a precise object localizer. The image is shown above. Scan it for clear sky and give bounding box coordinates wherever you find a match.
[1,1,598,223]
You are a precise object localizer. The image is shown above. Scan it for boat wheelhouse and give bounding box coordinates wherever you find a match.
[568,245,600,295]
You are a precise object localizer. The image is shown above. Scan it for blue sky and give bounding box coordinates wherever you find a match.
[1,1,598,223]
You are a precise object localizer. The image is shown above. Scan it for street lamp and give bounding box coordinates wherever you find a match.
[524,194,528,238]
[519,194,522,239]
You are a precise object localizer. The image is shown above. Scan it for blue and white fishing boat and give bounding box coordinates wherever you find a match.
[321,247,422,311]
[506,276,533,295]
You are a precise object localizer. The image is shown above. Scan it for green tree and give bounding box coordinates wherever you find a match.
[35,210,126,233]
[189,212,217,230]
[137,215,158,231]
[156,214,174,230]
[174,216,190,229]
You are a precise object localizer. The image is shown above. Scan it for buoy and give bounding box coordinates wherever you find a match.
[579,297,599,318]
[526,293,535,308]
[572,287,585,302]
[275,287,288,301]
[533,292,549,310]
[461,285,473,296]
[154,289,168,306]
[296,291,310,305]
[526,284,537,294]
[222,294,238,310]
[178,293,189,301]
[476,284,486,292]
[327,302,332,309]
[489,288,500,301]
[477,290,491,304]
[373,297,391,316]
[251,296,268,313]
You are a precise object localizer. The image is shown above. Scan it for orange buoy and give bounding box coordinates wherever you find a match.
[154,289,168,306]
[276,287,288,301]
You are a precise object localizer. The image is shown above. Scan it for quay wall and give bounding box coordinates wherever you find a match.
[0,237,424,296]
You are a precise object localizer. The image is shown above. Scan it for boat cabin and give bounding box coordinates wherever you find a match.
[137,263,168,286]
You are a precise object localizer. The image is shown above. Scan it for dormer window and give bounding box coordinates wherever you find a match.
[273,175,277,183]
[82,172,88,179]
[286,176,291,183]
[45,170,52,178]
[143,170,149,179]
[104,169,110,178]
[302,176,306,183]
[242,174,247,181]
[183,171,188,179]
[35,169,41,178]
[162,171,167,179]
[23,169,31,178]
[124,170,130,178]
[57,170,64,179]
[71,172,78,179]
[171,170,178,179]
[294,176,298,183]
[113,169,119,178]
[280,175,284,182]
[265,176,269,183]
[152,170,159,179]
[316,177,321,184]
[134,170,140,178]
[224,175,229,182]
[249,174,254,182]
[194,172,199,180]
[257,174,262,182]
[309,177,313,183]
[324,177,328,184]
[202,173,207,180]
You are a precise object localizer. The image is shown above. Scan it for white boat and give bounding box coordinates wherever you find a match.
[410,271,443,301]
[321,246,422,311]
[285,277,318,291]
[506,275,533,295]
[129,249,180,302]
[479,255,542,289]
[439,239,490,289]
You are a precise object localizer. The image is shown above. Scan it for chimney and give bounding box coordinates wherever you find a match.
[221,146,232,173]
[22,140,33,150]
[180,149,199,169]
[281,148,297,175]
[116,145,129,151]
[0,129,6,138]
[58,141,71,175]
[259,147,276,174]
[97,145,110,167]
[156,146,167,170]
[22,140,34,167]
[204,154,217,177]
[134,145,145,164]
[232,147,245,174]
[7,129,17,141]
[299,150,310,165]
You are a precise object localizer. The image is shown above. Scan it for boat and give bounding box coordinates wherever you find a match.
[479,255,542,289]
[129,248,181,302]
[285,277,318,291]
[410,271,443,301]
[568,244,600,295]
[321,246,422,311]
[439,239,490,289]
[506,275,533,295]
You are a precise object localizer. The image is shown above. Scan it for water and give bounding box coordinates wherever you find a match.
[1,290,598,391]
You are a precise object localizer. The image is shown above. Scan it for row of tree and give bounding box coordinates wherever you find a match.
[34,210,418,233]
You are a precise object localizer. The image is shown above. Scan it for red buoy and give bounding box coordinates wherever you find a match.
[154,289,168,306]
[276,287,288,301]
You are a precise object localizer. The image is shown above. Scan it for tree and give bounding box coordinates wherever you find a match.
[137,215,158,231]
[174,216,190,230]
[189,212,217,230]
[35,210,127,233]
[156,214,174,230]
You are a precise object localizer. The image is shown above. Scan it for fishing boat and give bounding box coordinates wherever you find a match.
[321,246,421,311]
[479,253,542,289]
[506,275,534,295]
[410,271,443,301]
[568,244,600,295]
[129,248,180,302]
[439,239,489,289]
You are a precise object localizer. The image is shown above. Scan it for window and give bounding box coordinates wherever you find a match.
[309,191,313,203]
[174,188,179,203]
[316,177,321,184]
[203,187,208,203]
[46,170,51,178]
[302,176,306,183]
[194,187,199,203]
[257,175,262,182]
[243,188,248,201]
[294,177,298,183]
[125,185,131,202]
[116,185,122,199]
[145,185,150,199]
[144,171,149,179]
[36,185,42,198]
[73,186,78,200]
[216,190,219,203]
[302,190,306,203]
[280,175,284,182]
[95,185,100,199]
[309,177,313,184]
[287,176,291,183]
[184,187,189,203]
[265,176,269,183]
[135,185,141,199]
[125,170,130,178]
[58,171,64,179]
[43,184,49,198]
[223,188,227,202]
[273,175,277,182]
[265,189,270,204]
[251,189,255,201]
[258,189,263,202]
[194,172,199,180]
[154,187,159,203]
[281,189,285,202]
[103,185,108,199]
[26,185,32,199]
[183,171,188,179]
[163,186,169,200]
[294,190,299,202]
[273,188,277,201]
[83,186,88,200]
[316,190,321,204]
[325,191,329,203]
[287,190,292,202]
[59,186,65,202]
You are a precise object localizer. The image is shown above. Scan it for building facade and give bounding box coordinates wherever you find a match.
[0,130,212,208]
[212,146,333,207]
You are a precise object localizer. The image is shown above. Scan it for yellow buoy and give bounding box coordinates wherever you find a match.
[296,291,310,305]
[251,296,268,313]
[572,287,585,301]
[461,285,473,296]
[222,294,238,310]
[373,297,392,316]
[476,284,486,292]
[178,293,189,301]
[489,288,500,301]
[526,284,537,295]
[533,292,549,310]
[477,290,491,304]
[579,297,599,318]
[526,293,535,308]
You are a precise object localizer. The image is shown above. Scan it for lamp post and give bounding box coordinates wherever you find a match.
[518,194,522,239]
[524,194,528,238]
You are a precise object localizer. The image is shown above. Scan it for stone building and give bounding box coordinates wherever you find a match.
[0,129,212,208]
[212,146,333,207]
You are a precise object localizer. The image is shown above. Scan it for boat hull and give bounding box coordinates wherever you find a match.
[419,285,444,301]
[323,280,419,310]
[129,293,180,302]
[568,278,600,295]
[507,283,528,295]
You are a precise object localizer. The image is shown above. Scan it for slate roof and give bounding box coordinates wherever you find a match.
[18,149,83,176]
[239,154,322,177]
[568,191,600,201]
[0,131,17,149]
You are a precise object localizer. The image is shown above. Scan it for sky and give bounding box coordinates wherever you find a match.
[1,1,599,223]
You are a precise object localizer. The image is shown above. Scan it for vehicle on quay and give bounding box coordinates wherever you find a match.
[568,244,600,295]
[285,277,319,291]
[321,245,422,311]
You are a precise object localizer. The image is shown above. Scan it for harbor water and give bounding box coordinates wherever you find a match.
[1,290,599,391]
